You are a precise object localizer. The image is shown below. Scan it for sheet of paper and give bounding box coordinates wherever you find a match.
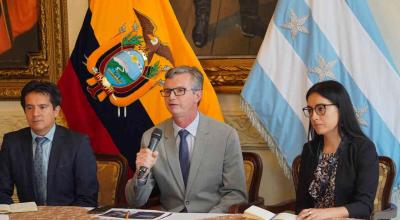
[97,208,170,220]
[0,205,10,214]
[9,202,38,213]
[0,214,9,220]
[244,205,275,220]
[273,213,296,220]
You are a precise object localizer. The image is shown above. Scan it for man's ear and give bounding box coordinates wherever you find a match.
[195,90,203,104]
[54,105,61,117]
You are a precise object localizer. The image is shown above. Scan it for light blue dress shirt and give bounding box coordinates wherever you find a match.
[31,124,56,201]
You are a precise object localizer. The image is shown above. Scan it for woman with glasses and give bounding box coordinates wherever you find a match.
[296,80,379,220]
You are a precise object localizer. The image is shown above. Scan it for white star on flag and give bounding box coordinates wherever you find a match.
[308,55,337,81]
[281,9,309,39]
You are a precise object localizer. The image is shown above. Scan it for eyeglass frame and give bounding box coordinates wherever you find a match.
[302,103,336,117]
[160,87,202,97]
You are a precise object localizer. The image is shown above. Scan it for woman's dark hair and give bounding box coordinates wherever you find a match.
[306,80,367,147]
[20,80,61,109]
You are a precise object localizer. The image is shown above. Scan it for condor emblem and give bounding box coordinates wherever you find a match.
[84,9,174,116]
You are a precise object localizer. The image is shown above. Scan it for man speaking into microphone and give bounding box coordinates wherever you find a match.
[125,66,247,213]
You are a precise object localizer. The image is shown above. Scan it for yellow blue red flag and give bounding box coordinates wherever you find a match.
[58,0,223,170]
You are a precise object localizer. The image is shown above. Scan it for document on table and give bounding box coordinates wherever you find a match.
[96,208,230,220]
[97,208,171,220]
[0,202,38,214]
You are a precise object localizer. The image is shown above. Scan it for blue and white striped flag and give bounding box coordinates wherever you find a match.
[241,0,400,203]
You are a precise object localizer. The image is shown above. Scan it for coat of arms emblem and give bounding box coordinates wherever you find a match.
[84,9,175,114]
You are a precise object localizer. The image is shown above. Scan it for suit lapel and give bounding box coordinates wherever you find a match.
[21,129,35,196]
[186,114,209,194]
[163,121,185,193]
[47,126,64,194]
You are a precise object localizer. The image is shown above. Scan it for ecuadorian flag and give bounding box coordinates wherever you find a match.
[58,0,223,170]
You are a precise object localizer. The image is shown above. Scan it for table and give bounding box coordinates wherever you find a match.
[7,206,247,220]
[9,206,97,220]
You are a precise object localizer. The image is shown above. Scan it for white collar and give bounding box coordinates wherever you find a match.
[173,112,200,137]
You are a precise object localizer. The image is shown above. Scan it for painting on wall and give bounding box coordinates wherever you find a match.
[170,0,277,93]
[170,0,277,56]
[0,0,69,100]
[0,0,40,69]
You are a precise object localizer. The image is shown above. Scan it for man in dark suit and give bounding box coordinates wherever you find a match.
[0,80,98,206]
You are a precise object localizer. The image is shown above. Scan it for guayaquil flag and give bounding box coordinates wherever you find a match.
[241,0,400,202]
[58,0,223,170]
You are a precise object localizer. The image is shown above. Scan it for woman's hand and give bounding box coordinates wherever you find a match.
[297,208,327,220]
[297,207,349,220]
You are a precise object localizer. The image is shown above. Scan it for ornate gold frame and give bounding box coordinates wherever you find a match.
[200,57,255,93]
[0,0,69,99]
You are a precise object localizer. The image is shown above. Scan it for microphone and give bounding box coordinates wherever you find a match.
[137,128,163,179]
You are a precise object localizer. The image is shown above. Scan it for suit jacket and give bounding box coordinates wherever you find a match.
[0,125,98,207]
[296,137,379,218]
[125,114,248,213]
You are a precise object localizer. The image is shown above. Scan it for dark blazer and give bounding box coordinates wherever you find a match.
[0,125,98,207]
[296,137,379,218]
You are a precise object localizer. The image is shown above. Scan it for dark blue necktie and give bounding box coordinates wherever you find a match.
[178,129,190,187]
[33,136,47,205]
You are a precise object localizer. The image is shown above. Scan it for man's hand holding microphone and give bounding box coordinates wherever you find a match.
[136,128,163,180]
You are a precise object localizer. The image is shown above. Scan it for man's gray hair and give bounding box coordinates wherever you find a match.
[165,66,204,90]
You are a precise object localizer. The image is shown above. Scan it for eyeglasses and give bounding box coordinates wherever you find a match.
[302,104,336,117]
[160,87,200,97]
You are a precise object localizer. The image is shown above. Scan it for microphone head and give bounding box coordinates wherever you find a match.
[151,128,162,141]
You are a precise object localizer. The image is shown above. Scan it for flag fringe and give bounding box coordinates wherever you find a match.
[240,97,292,181]
[392,187,399,212]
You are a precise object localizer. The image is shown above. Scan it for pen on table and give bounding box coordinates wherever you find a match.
[159,212,172,220]
[125,211,130,219]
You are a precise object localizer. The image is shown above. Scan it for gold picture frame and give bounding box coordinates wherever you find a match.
[200,57,255,93]
[0,0,69,100]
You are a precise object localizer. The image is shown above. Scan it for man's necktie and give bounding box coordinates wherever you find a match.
[33,136,47,205]
[178,129,190,187]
